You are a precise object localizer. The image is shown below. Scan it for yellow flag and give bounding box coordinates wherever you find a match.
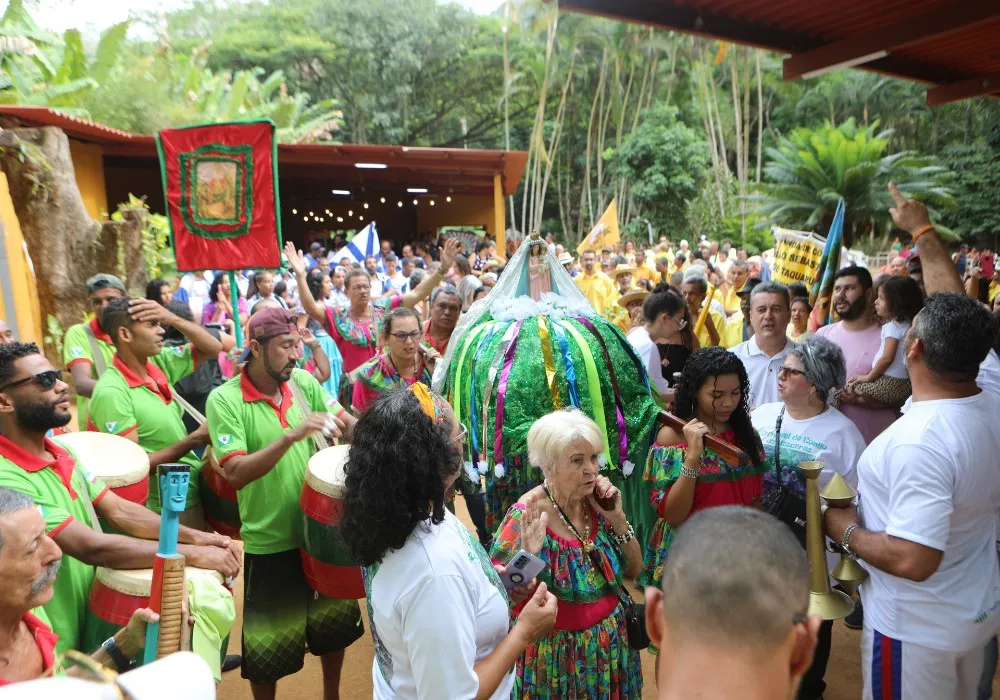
[577,199,620,256]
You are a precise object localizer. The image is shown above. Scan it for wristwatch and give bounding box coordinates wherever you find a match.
[841,523,860,560]
[102,636,131,673]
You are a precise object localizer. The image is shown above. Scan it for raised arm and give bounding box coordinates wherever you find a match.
[129,299,222,361]
[285,241,326,324]
[889,182,964,296]
[400,238,462,308]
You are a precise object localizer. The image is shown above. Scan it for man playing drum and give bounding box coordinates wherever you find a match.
[206,307,360,699]
[0,342,240,655]
[89,297,223,527]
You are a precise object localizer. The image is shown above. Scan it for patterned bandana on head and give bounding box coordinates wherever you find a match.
[408,382,445,423]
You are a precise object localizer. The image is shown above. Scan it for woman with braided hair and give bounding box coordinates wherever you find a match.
[639,346,766,599]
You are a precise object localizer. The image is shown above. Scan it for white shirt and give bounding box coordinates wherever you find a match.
[902,349,1000,414]
[872,319,909,379]
[367,510,514,700]
[627,326,670,398]
[730,335,796,409]
[178,271,214,324]
[857,391,1000,652]
[386,272,408,294]
[370,274,389,297]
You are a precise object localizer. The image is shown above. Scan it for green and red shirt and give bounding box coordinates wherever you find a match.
[87,345,200,512]
[0,610,59,685]
[206,369,345,555]
[62,318,116,431]
[0,435,108,655]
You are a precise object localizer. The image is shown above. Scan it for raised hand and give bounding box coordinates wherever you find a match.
[438,237,463,271]
[520,491,548,555]
[888,182,932,235]
[284,240,306,276]
[128,298,175,325]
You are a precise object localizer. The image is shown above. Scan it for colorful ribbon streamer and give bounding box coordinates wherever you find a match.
[550,322,580,408]
[451,322,495,433]
[481,323,521,459]
[468,324,500,456]
[554,319,612,467]
[577,318,629,467]
[537,317,562,411]
[493,320,524,464]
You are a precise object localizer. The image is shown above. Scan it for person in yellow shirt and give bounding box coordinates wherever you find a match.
[604,265,638,332]
[634,250,657,288]
[721,260,749,318]
[681,275,725,348]
[576,249,617,313]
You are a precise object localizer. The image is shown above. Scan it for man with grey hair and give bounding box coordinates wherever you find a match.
[646,506,820,699]
[824,292,1000,700]
[731,281,795,409]
[680,272,724,348]
[424,286,462,356]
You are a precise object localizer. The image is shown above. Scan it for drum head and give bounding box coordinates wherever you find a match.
[306,445,351,498]
[52,432,149,487]
[95,565,224,597]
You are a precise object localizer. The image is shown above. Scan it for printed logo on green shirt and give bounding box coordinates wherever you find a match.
[81,467,98,484]
[104,421,118,433]
[173,346,185,355]
[218,434,232,446]
[70,347,84,357]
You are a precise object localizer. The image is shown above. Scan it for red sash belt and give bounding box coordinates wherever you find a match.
[512,592,619,631]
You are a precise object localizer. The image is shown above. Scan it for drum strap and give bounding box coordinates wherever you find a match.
[83,324,107,377]
[287,376,330,453]
[75,467,104,534]
[172,391,206,425]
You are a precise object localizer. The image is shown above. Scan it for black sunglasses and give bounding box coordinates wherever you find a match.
[0,369,63,392]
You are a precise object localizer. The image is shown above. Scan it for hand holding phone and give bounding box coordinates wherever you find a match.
[499,550,547,589]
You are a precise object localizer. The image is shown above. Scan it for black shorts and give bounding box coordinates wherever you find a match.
[241,549,364,685]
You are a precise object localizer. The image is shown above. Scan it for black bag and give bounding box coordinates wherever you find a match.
[765,406,808,548]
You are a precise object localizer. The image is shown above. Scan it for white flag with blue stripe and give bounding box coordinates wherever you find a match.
[340,222,381,268]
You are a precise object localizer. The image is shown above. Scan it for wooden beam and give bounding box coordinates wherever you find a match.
[783,2,1000,80]
[926,71,1000,106]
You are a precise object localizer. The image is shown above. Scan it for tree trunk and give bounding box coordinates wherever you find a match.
[0,127,103,365]
[119,207,148,295]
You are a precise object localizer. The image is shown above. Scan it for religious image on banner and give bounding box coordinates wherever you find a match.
[157,120,282,272]
[770,227,825,287]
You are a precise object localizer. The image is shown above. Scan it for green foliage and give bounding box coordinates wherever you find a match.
[606,105,707,238]
[111,194,177,280]
[43,314,63,356]
[938,142,1000,240]
[751,119,955,247]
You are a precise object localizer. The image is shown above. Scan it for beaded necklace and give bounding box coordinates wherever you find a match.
[542,481,593,551]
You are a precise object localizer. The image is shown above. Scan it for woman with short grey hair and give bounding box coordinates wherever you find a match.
[750,333,867,700]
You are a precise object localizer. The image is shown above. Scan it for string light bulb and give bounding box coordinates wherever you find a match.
[430,200,435,206]
[397,201,403,207]
[380,197,386,203]
[292,208,298,214]
[348,210,353,217]
[412,199,418,205]
[337,216,344,222]
[363,203,369,209]
[446,196,452,202]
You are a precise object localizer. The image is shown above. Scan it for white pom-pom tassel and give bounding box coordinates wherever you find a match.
[598,454,608,469]
[622,460,635,478]
[494,462,506,478]
[477,459,488,476]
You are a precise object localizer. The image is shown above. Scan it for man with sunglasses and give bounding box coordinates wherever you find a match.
[62,274,126,431]
[206,307,360,699]
[88,297,223,527]
[0,342,241,655]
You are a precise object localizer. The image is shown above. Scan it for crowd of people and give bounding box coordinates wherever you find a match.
[0,184,998,700]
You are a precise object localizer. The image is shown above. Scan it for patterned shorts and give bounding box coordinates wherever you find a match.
[241,549,364,685]
[850,375,911,405]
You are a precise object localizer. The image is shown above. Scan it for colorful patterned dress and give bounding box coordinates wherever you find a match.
[351,353,432,414]
[638,430,766,590]
[323,295,401,374]
[490,503,643,700]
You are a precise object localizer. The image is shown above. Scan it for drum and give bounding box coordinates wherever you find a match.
[300,445,364,599]
[52,432,150,507]
[82,566,226,656]
[199,449,241,539]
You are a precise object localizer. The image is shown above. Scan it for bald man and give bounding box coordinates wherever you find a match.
[646,507,821,700]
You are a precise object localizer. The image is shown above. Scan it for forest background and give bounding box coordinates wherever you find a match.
[3,0,999,254]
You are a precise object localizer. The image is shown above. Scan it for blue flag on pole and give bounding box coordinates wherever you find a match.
[808,198,844,330]
[339,222,382,268]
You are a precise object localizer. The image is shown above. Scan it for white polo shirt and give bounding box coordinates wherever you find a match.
[730,335,796,410]
[857,390,1000,652]
[626,326,670,398]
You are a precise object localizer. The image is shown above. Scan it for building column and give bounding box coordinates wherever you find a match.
[493,173,506,257]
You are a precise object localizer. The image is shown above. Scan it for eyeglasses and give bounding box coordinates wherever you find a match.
[673,316,688,330]
[777,366,807,379]
[451,424,468,446]
[389,331,421,342]
[0,369,63,392]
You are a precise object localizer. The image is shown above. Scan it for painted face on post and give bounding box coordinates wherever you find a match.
[160,467,191,514]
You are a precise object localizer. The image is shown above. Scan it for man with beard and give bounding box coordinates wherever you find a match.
[206,307,360,700]
[89,298,223,527]
[0,342,239,654]
[731,282,796,409]
[365,255,390,298]
[423,286,462,356]
[816,267,901,445]
[62,274,126,430]
[824,294,1000,700]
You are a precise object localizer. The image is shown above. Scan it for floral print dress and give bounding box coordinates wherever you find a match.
[638,430,766,590]
[490,503,642,700]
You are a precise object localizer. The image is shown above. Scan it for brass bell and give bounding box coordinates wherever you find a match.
[799,461,855,620]
[820,470,868,598]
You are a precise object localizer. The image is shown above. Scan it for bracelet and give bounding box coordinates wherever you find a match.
[841,523,859,560]
[613,523,635,546]
[680,465,700,480]
[911,224,934,243]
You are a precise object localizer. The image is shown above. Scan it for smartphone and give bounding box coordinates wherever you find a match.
[500,550,547,589]
[594,485,616,512]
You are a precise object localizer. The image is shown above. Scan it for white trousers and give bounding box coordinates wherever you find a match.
[861,623,984,700]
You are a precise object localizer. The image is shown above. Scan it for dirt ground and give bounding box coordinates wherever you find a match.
[216,497,948,700]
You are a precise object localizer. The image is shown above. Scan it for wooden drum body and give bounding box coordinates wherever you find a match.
[199,449,241,539]
[52,432,150,509]
[300,445,364,599]
[82,566,225,656]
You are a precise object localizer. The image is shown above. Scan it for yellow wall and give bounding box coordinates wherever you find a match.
[415,194,496,237]
[69,140,109,220]
[0,173,42,344]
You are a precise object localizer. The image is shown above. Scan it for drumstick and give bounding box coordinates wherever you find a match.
[658,411,746,465]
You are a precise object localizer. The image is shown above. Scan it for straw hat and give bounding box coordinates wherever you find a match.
[617,289,649,308]
[612,264,637,281]
[557,252,574,266]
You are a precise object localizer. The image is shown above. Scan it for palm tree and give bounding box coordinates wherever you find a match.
[750,118,954,247]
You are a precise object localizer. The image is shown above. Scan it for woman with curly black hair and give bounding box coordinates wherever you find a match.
[340,384,557,700]
[638,346,766,604]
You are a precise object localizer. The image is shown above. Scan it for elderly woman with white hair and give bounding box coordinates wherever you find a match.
[750,333,866,700]
[490,409,643,699]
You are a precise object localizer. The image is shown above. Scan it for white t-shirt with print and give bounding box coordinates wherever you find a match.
[872,319,909,379]
[366,510,514,700]
[857,390,1000,652]
[627,325,670,397]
